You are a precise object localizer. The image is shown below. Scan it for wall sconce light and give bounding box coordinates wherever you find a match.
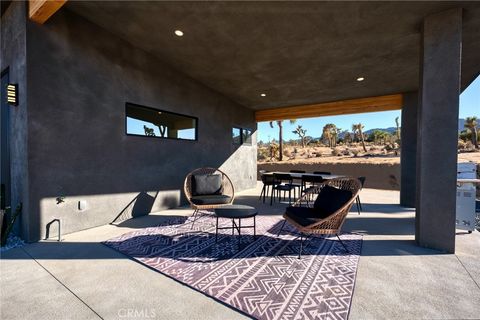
[6,83,18,106]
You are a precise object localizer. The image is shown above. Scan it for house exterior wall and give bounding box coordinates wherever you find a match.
[0,1,29,237]
[4,7,257,242]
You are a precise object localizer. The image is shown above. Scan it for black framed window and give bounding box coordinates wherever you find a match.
[126,103,197,141]
[232,127,242,145]
[242,128,252,144]
[232,127,252,145]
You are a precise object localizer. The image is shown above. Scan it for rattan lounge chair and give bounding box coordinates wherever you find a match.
[184,167,235,228]
[277,177,361,258]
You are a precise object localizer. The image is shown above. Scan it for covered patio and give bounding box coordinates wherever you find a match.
[1,184,479,319]
[1,1,480,319]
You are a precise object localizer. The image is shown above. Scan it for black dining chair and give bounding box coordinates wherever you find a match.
[355,176,366,214]
[289,170,305,198]
[259,173,275,204]
[301,174,326,202]
[272,173,296,205]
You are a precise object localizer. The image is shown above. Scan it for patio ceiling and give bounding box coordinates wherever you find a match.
[65,1,480,111]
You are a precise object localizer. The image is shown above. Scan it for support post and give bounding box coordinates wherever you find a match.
[400,92,418,208]
[416,8,462,253]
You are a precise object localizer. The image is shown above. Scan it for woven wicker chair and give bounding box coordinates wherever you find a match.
[184,167,235,228]
[277,177,361,258]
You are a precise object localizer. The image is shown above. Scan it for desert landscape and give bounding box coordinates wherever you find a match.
[257,119,480,191]
[258,144,480,190]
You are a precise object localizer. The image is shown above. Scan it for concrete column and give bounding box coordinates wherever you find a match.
[400,92,418,208]
[416,8,462,253]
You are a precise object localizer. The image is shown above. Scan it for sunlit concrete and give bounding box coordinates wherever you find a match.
[1,183,479,320]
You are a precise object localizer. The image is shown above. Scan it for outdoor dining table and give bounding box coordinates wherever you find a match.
[260,172,347,205]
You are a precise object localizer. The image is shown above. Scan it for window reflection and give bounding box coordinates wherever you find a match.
[126,103,197,141]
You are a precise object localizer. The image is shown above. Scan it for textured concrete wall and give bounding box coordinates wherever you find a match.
[0,1,29,236]
[400,92,418,208]
[416,9,462,253]
[24,10,256,241]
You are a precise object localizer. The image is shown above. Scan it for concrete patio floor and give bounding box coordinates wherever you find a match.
[1,183,479,320]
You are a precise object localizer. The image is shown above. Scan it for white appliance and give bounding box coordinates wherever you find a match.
[456,162,477,232]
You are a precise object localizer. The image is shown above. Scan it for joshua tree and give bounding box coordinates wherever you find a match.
[322,123,337,147]
[395,117,401,143]
[269,119,296,161]
[343,131,352,144]
[292,125,308,148]
[352,123,367,152]
[144,125,156,136]
[464,116,479,149]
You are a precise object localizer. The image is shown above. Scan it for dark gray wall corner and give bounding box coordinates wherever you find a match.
[0,1,29,239]
[400,92,418,208]
[21,9,256,241]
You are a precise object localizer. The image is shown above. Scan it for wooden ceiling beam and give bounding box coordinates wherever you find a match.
[255,94,403,122]
[29,0,67,24]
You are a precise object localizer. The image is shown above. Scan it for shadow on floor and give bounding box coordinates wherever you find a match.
[2,218,445,261]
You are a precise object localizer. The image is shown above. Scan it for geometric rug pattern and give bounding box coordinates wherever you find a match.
[103,214,362,320]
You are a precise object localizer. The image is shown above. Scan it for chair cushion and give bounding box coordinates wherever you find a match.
[192,174,223,196]
[285,206,331,227]
[190,195,232,205]
[313,185,353,215]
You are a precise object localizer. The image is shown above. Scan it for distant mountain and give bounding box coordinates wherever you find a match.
[363,127,397,135]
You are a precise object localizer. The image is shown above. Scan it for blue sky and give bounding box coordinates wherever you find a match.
[258,76,480,142]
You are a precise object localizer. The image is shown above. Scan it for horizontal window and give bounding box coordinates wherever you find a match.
[126,103,197,141]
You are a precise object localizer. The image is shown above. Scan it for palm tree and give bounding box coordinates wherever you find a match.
[269,119,296,161]
[464,116,478,149]
[352,123,367,152]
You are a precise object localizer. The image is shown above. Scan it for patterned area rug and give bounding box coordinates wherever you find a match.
[104,214,362,320]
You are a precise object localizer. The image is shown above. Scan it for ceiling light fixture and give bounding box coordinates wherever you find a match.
[260,93,266,97]
[174,30,184,37]
[356,77,365,82]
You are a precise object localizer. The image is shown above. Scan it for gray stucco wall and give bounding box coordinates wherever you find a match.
[22,9,256,241]
[0,1,29,237]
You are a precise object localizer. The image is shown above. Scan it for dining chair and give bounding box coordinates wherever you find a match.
[301,174,325,202]
[272,173,296,205]
[259,173,275,204]
[289,170,305,198]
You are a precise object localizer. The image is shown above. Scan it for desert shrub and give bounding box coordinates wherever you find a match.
[284,149,291,157]
[458,140,466,150]
[332,148,342,156]
[351,149,360,157]
[269,143,279,160]
[384,143,396,152]
[257,148,269,161]
[315,152,322,157]
[465,141,474,150]
[369,146,378,151]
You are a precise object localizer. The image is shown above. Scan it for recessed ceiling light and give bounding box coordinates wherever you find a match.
[260,93,267,97]
[356,77,365,82]
[174,30,184,37]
